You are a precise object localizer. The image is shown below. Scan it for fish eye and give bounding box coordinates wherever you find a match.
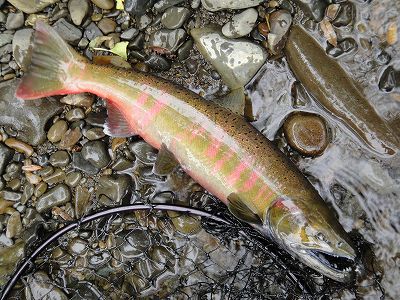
[316,232,325,242]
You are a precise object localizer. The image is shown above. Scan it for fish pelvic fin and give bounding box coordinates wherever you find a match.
[16,21,87,100]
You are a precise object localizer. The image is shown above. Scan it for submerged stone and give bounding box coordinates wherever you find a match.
[222,8,258,39]
[201,0,263,11]
[0,240,25,286]
[36,184,71,213]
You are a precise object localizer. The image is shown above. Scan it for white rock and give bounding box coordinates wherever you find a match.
[222,8,258,38]
[201,0,263,11]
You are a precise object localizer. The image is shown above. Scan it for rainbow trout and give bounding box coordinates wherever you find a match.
[17,22,356,282]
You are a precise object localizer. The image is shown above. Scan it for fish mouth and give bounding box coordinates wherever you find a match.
[299,248,355,282]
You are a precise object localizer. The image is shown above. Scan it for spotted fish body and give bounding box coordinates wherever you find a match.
[16,22,357,282]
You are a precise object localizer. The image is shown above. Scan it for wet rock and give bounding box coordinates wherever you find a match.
[6,12,24,30]
[83,127,106,140]
[0,33,13,48]
[91,0,114,9]
[177,39,193,61]
[332,2,355,27]
[129,32,145,50]
[125,0,155,16]
[81,140,110,168]
[121,28,139,40]
[136,14,152,30]
[68,237,88,255]
[75,185,90,217]
[12,28,34,71]
[144,54,171,71]
[161,7,191,29]
[66,108,85,122]
[291,0,328,22]
[21,183,34,204]
[168,211,201,235]
[119,229,151,258]
[47,120,68,143]
[65,171,82,187]
[283,112,329,156]
[111,157,132,171]
[4,138,34,157]
[43,168,66,184]
[68,0,90,26]
[0,143,14,177]
[26,272,68,300]
[128,141,157,164]
[267,10,292,55]
[6,211,22,238]
[222,8,258,39]
[84,22,103,40]
[7,0,57,13]
[154,0,185,12]
[72,152,100,175]
[0,240,24,286]
[191,26,267,89]
[59,127,82,149]
[36,184,71,213]
[148,28,187,53]
[0,80,63,146]
[98,18,117,34]
[0,199,14,214]
[49,151,70,167]
[53,18,83,45]
[326,37,357,58]
[201,0,263,11]
[60,93,94,108]
[96,175,131,204]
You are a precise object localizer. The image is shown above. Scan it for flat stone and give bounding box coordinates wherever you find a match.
[96,175,131,204]
[120,28,139,40]
[201,0,263,11]
[68,0,90,26]
[53,18,82,45]
[191,26,267,89]
[124,0,154,16]
[154,0,185,12]
[222,8,258,38]
[36,184,71,213]
[0,33,13,48]
[148,28,187,53]
[72,152,100,175]
[12,28,35,71]
[91,0,114,9]
[161,7,191,29]
[6,12,24,30]
[84,22,103,40]
[6,0,58,13]
[98,18,117,34]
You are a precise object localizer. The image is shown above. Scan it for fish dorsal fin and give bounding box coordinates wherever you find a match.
[104,101,137,137]
[153,144,180,176]
[213,87,245,116]
[227,193,262,224]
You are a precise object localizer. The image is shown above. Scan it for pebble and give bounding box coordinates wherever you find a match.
[129,141,157,164]
[0,80,63,146]
[222,8,258,39]
[267,10,292,55]
[7,0,57,13]
[144,54,171,71]
[6,12,24,30]
[119,229,151,258]
[43,168,66,184]
[121,28,139,40]
[291,0,327,22]
[21,183,34,204]
[26,272,68,300]
[148,29,187,53]
[84,22,103,40]
[124,0,155,16]
[379,66,400,92]
[67,237,88,255]
[283,112,329,156]
[74,186,90,217]
[60,93,94,108]
[12,29,34,71]
[68,0,90,26]
[25,172,41,185]
[161,7,191,29]
[36,184,71,213]
[0,143,14,177]
[96,175,131,204]
[59,128,82,149]
[49,151,71,167]
[201,0,263,11]
[177,39,193,61]
[136,14,152,30]
[111,157,132,171]
[154,0,185,12]
[98,18,117,34]
[0,33,13,48]
[191,26,267,89]
[5,138,34,157]
[34,182,48,198]
[168,211,201,235]
[130,32,145,50]
[6,211,22,239]
[91,0,114,9]
[0,190,22,202]
[81,141,110,168]
[53,18,83,45]
[0,240,25,283]
[66,108,85,122]
[65,171,82,187]
[47,120,69,143]
[72,152,100,175]
[333,2,355,27]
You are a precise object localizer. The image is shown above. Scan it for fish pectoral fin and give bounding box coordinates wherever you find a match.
[227,193,262,225]
[104,101,138,137]
[153,144,180,176]
[213,87,246,116]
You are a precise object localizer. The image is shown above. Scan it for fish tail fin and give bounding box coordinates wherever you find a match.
[16,21,87,100]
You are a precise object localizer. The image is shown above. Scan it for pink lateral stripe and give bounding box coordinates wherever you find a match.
[242,171,259,192]
[189,126,206,142]
[137,92,149,106]
[227,162,248,186]
[141,100,165,127]
[213,150,233,173]
[205,139,221,159]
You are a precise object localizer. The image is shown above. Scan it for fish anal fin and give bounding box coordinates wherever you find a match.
[153,144,179,176]
[104,101,137,137]
[227,193,262,224]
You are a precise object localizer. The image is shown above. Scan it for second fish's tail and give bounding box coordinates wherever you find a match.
[16,21,87,100]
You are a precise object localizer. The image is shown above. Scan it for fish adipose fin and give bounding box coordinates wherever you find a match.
[16,21,87,100]
[104,102,138,137]
[153,144,180,176]
[227,193,262,224]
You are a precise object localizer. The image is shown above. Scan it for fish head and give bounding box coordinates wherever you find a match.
[264,196,356,282]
